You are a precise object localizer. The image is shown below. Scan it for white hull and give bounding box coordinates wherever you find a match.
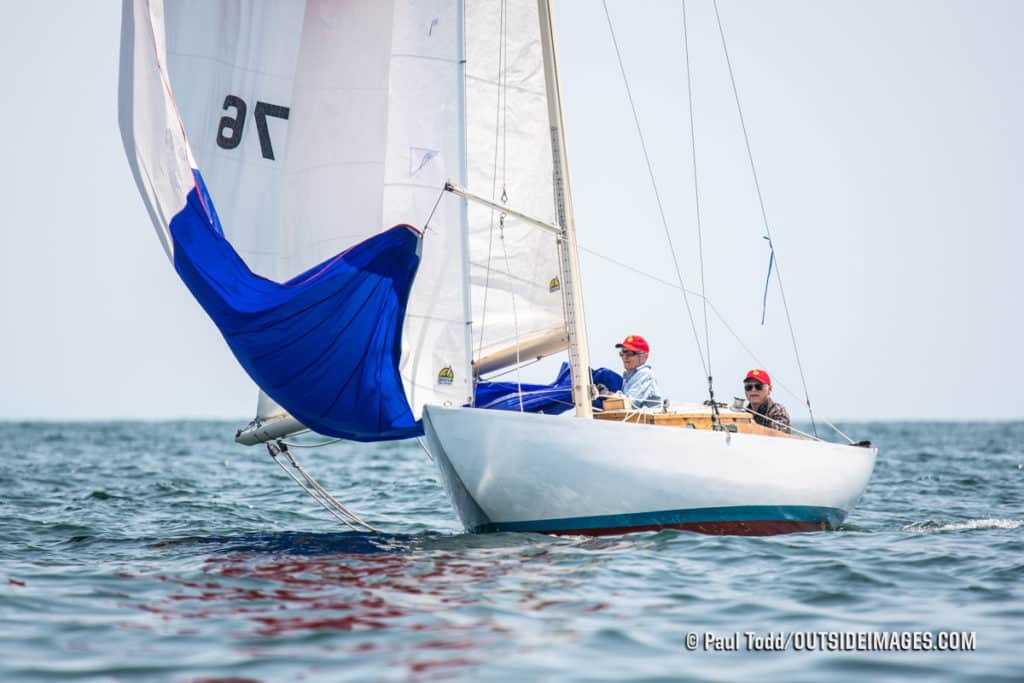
[421,406,877,535]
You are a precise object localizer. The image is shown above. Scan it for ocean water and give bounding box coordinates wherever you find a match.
[0,421,1020,682]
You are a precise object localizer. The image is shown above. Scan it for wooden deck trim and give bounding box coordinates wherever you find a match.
[593,398,796,438]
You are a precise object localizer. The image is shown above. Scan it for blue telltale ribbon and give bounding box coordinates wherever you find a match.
[760,235,774,325]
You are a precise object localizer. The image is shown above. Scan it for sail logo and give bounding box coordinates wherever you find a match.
[549,276,561,293]
[437,365,455,385]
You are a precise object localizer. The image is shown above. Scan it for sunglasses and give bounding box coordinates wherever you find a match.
[619,350,639,357]
[744,382,764,391]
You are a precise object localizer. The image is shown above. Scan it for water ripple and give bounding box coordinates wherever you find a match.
[0,421,1021,681]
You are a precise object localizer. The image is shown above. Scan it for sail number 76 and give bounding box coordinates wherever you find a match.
[216,94,290,161]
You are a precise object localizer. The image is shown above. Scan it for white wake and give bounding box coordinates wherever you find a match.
[904,519,1023,533]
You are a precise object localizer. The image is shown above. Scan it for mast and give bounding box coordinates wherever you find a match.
[537,0,593,418]
[456,0,474,407]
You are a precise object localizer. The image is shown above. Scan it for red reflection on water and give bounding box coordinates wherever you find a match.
[182,552,499,638]
[126,538,611,679]
[132,549,524,678]
[409,658,479,675]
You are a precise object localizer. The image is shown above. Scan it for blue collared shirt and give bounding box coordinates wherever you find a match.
[622,363,661,409]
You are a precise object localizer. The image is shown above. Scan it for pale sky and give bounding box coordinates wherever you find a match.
[1,1,1020,422]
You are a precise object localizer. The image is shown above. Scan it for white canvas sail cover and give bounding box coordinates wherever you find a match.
[120,0,567,431]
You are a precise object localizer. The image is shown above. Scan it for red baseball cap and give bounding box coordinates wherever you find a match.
[615,335,650,354]
[744,368,771,386]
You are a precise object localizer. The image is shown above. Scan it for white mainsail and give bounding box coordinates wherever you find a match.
[464,2,567,372]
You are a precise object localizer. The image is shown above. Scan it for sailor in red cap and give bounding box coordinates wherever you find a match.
[743,369,790,432]
[616,335,661,408]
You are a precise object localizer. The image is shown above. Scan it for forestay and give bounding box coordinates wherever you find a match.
[119,0,567,440]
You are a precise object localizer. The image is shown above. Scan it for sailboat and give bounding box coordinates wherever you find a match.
[119,0,876,536]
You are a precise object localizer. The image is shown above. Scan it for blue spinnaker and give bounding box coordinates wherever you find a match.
[169,172,423,441]
[475,363,623,414]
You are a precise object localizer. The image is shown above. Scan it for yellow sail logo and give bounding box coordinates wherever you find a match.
[549,276,560,293]
[437,365,455,385]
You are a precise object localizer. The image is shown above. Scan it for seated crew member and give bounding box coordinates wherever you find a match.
[616,335,661,409]
[743,368,790,433]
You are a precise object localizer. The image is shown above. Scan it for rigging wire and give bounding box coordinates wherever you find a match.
[496,0,526,411]
[421,184,447,235]
[579,243,848,443]
[601,0,709,381]
[480,356,542,381]
[711,0,817,436]
[737,407,825,442]
[267,440,380,533]
[478,0,527,412]
[415,437,434,462]
[476,0,507,365]
[816,416,855,445]
[498,214,527,412]
[681,0,719,422]
[280,436,344,448]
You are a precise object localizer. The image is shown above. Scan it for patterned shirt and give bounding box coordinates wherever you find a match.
[750,397,791,433]
[622,363,661,409]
